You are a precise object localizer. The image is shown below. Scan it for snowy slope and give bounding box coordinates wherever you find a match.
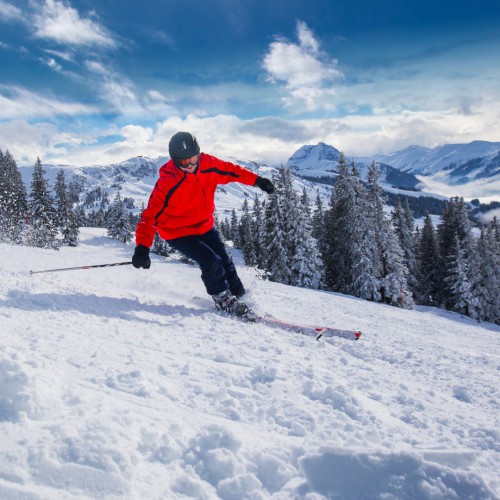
[1,229,499,499]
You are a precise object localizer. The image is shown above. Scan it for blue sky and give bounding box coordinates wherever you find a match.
[1,0,499,166]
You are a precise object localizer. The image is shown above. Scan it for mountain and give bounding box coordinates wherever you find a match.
[1,228,498,498]
[286,142,422,192]
[16,139,498,224]
[287,140,500,203]
[19,155,330,220]
[371,140,500,179]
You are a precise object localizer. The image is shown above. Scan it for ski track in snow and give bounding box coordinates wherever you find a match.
[0,228,499,499]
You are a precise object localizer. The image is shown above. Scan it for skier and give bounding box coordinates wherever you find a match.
[132,131,274,317]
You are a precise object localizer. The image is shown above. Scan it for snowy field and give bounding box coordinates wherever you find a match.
[0,228,499,499]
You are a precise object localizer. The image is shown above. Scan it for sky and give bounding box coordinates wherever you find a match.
[1,227,499,498]
[1,0,500,167]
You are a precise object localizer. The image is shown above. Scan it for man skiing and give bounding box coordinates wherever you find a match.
[132,131,274,317]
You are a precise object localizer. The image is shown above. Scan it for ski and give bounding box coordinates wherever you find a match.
[256,315,361,341]
[200,297,362,341]
[241,312,361,341]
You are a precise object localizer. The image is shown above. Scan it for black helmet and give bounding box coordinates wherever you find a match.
[168,131,200,160]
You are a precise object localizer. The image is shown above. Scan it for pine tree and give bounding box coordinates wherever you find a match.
[322,156,387,301]
[417,212,440,305]
[300,187,312,219]
[381,224,414,308]
[153,233,172,256]
[239,198,257,266]
[289,199,323,289]
[311,190,324,243]
[322,153,351,291]
[476,223,500,324]
[106,191,133,243]
[230,209,240,247]
[347,160,381,300]
[262,177,290,283]
[0,150,28,244]
[54,169,79,246]
[251,194,265,269]
[392,197,419,297]
[358,161,386,302]
[437,197,480,317]
[28,158,59,249]
[444,234,479,318]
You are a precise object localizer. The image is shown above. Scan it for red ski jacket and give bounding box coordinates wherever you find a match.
[136,153,258,246]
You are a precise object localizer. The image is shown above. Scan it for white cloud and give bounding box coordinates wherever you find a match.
[84,60,139,112]
[39,56,63,72]
[0,0,22,22]
[32,0,116,48]
[0,85,97,119]
[2,96,500,173]
[263,20,343,112]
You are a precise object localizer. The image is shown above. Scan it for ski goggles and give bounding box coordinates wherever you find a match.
[176,154,199,169]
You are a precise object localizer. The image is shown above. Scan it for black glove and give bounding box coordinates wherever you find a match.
[254,176,274,194]
[132,244,151,269]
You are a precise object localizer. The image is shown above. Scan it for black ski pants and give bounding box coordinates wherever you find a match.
[166,228,245,297]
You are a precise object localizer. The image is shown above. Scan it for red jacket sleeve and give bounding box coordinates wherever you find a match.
[135,177,170,248]
[200,155,258,186]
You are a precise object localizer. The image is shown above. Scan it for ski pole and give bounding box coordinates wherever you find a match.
[29,261,133,275]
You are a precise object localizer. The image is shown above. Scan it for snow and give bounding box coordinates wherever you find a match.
[1,228,499,499]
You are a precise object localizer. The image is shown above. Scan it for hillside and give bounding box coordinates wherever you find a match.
[0,229,498,499]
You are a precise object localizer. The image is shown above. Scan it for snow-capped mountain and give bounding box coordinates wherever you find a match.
[286,142,423,192]
[366,140,500,203]
[287,140,500,202]
[18,155,313,220]
[371,140,500,179]
[17,139,499,221]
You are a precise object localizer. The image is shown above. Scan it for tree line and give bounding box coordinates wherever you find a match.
[0,150,135,248]
[219,155,500,324]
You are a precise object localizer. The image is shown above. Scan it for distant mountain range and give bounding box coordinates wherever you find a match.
[17,140,499,223]
[287,140,500,203]
[286,142,422,191]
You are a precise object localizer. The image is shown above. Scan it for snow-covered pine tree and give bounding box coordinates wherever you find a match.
[417,212,440,305]
[347,160,382,300]
[364,162,412,307]
[28,158,59,249]
[322,153,351,291]
[437,197,480,318]
[300,187,312,219]
[262,173,290,284]
[322,156,384,301]
[54,169,79,246]
[311,190,324,243]
[360,161,386,302]
[443,234,479,319]
[392,197,419,298]
[380,222,414,308]
[251,194,265,269]
[230,209,240,247]
[475,222,500,324]
[152,233,172,256]
[239,198,257,266]
[0,150,29,244]
[289,193,323,289]
[106,191,133,243]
